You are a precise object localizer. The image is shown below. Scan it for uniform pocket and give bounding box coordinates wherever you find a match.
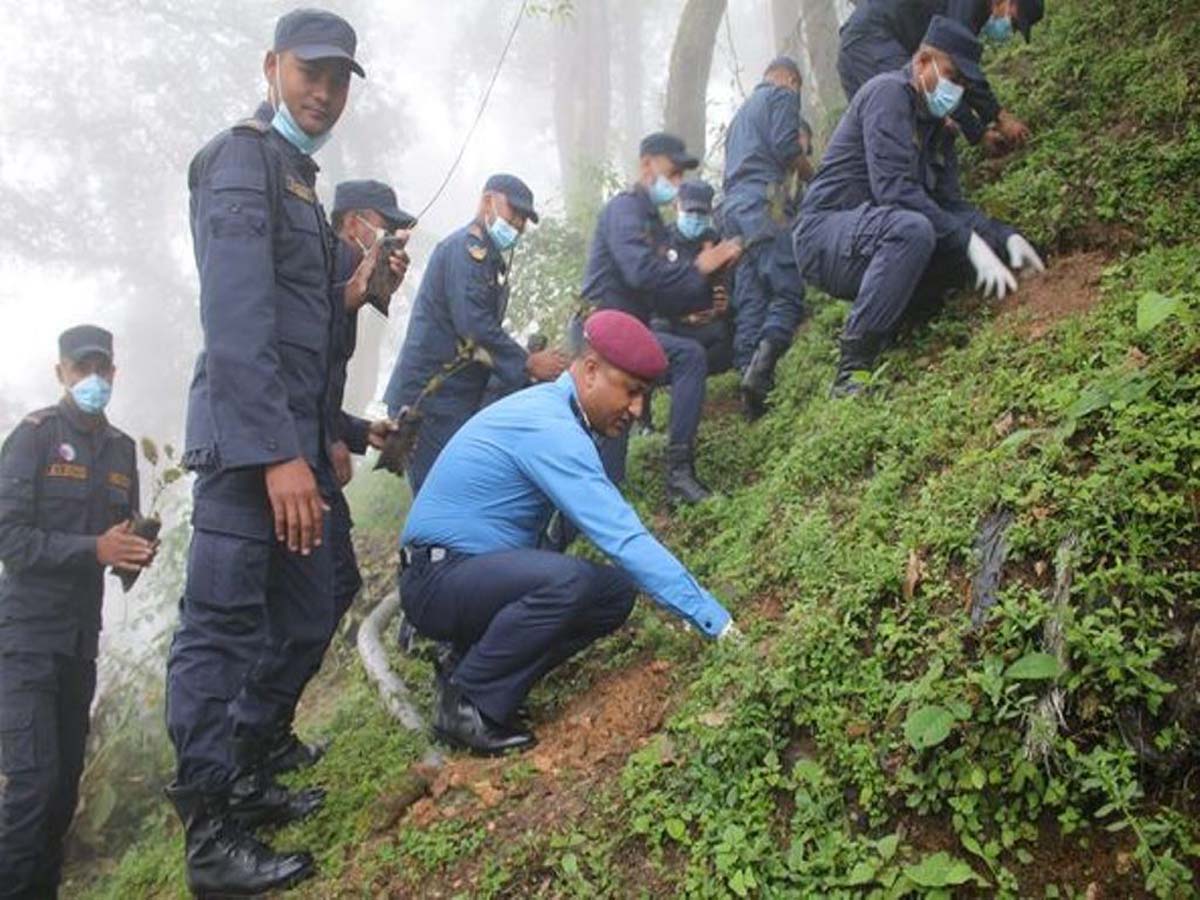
[39,475,88,528]
[0,707,36,774]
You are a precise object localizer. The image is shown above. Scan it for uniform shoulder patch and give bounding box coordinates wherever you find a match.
[467,242,488,262]
[232,117,270,136]
[22,406,58,427]
[284,175,316,204]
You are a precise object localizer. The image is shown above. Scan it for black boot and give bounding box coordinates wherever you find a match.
[740,338,786,420]
[830,334,885,399]
[433,680,535,756]
[166,782,315,898]
[227,771,325,830]
[261,724,326,778]
[665,443,711,506]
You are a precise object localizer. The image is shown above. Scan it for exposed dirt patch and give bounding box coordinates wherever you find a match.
[995,251,1109,339]
[354,655,676,897]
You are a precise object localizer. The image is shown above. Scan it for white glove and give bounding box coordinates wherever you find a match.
[967,232,1018,300]
[1006,233,1046,274]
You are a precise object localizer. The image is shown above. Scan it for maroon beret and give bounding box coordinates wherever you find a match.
[582,310,667,381]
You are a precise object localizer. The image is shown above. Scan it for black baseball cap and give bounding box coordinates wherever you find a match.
[678,180,715,213]
[923,15,984,84]
[639,132,699,170]
[274,8,365,78]
[333,180,416,229]
[59,325,113,363]
[484,173,539,224]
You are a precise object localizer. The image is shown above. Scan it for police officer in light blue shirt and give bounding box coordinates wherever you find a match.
[400,310,740,756]
[163,8,367,895]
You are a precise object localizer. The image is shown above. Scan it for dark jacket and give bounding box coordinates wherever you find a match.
[0,399,138,659]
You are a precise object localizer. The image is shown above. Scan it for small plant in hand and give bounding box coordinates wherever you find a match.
[113,437,181,591]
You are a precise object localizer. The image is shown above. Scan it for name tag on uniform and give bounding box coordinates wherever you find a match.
[108,472,132,490]
[285,176,316,204]
[46,463,88,480]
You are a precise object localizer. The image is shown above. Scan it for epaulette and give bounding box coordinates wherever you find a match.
[232,117,271,137]
[22,406,58,427]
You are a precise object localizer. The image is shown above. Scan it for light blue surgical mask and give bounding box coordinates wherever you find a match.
[677,212,712,241]
[70,374,112,415]
[648,174,679,206]
[924,60,965,119]
[271,72,331,156]
[487,213,520,251]
[981,15,1014,42]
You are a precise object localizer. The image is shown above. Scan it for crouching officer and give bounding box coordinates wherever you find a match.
[838,0,1044,155]
[662,180,734,376]
[262,179,415,777]
[163,8,365,896]
[0,326,156,899]
[580,133,742,502]
[722,57,812,420]
[382,174,568,496]
[400,310,740,755]
[795,17,1045,398]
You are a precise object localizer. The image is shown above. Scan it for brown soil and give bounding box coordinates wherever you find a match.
[351,655,676,898]
[995,251,1109,339]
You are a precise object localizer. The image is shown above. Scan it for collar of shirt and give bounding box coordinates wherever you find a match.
[58,395,107,434]
[554,371,595,433]
[254,101,321,178]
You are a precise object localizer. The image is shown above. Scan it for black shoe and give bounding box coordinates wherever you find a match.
[227,772,325,830]
[261,728,326,778]
[166,782,315,898]
[432,682,536,756]
[740,338,786,420]
[665,443,711,506]
[830,334,885,399]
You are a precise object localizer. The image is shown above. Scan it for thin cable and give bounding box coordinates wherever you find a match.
[414,0,529,220]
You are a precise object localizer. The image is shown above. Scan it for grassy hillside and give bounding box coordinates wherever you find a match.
[82,0,1199,896]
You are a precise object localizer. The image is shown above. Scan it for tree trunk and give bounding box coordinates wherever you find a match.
[663,0,728,158]
[617,0,645,177]
[553,0,612,220]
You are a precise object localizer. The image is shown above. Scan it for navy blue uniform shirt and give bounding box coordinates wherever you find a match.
[802,68,1013,254]
[384,222,527,415]
[580,186,711,322]
[183,102,336,477]
[722,81,805,240]
[0,399,138,659]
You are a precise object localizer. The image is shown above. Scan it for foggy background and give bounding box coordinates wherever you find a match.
[0,0,852,658]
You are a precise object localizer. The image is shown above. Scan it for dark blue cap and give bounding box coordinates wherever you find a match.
[923,15,984,84]
[59,325,112,363]
[639,132,699,170]
[484,173,539,224]
[764,55,802,81]
[274,8,364,78]
[1015,0,1044,42]
[333,180,416,229]
[678,180,714,213]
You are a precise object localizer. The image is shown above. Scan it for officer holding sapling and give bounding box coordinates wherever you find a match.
[0,324,157,898]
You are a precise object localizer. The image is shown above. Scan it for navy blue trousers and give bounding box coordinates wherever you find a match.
[661,318,734,377]
[0,652,95,899]
[795,203,953,342]
[731,228,807,370]
[400,550,636,724]
[166,473,335,790]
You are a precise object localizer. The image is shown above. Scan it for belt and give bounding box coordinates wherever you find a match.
[400,544,449,570]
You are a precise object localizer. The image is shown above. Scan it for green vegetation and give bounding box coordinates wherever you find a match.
[79,0,1199,896]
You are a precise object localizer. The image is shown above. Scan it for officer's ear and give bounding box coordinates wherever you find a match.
[264,51,279,96]
[55,360,66,387]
